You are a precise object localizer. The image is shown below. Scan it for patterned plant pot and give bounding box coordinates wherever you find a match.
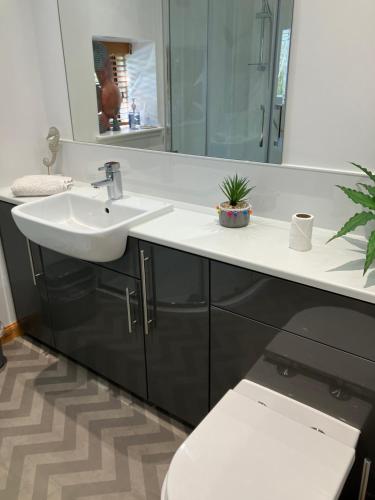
[217,201,252,228]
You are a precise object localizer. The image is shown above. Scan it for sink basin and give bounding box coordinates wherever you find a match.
[12,192,173,262]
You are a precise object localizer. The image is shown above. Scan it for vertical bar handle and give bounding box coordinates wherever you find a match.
[125,288,136,334]
[140,250,152,335]
[26,239,37,286]
[259,104,265,148]
[274,104,284,147]
[358,458,371,500]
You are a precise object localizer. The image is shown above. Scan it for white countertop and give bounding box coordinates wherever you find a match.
[130,208,375,304]
[1,184,374,305]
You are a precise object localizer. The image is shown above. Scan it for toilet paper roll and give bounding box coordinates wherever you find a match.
[289,213,314,252]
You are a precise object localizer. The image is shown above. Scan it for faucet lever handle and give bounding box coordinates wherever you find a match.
[98,161,120,173]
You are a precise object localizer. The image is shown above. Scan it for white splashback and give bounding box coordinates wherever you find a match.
[59,140,364,231]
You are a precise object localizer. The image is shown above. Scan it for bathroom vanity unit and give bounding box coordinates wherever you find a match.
[1,198,375,498]
[0,199,209,426]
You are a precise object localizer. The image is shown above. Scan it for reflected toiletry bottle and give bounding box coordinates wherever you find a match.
[128,98,141,130]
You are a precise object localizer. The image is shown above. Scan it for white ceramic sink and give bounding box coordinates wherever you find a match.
[12,192,173,262]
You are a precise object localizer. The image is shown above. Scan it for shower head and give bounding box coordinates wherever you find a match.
[263,0,272,15]
[256,0,272,19]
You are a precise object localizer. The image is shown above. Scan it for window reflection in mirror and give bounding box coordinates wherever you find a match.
[92,39,159,137]
[276,29,291,101]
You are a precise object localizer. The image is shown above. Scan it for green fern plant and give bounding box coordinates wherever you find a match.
[219,174,254,207]
[328,163,375,275]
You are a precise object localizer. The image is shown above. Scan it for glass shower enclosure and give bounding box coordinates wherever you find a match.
[166,0,294,164]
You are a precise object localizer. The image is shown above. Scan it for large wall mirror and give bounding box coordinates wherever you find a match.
[58,0,294,164]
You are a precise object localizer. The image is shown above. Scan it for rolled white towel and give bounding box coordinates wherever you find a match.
[11,175,73,197]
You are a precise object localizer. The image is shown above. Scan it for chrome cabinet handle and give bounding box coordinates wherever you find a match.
[259,104,265,148]
[26,239,37,286]
[140,250,152,335]
[125,288,136,334]
[358,458,371,500]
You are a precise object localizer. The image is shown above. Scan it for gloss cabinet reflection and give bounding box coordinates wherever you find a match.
[41,248,147,399]
[139,242,210,426]
[0,201,54,346]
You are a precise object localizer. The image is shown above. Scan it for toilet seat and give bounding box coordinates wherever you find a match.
[163,381,359,500]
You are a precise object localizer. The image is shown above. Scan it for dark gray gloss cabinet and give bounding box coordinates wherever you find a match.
[99,237,140,279]
[139,241,210,426]
[210,261,375,499]
[210,306,279,407]
[41,248,147,399]
[211,260,375,362]
[0,219,211,424]
[0,201,54,346]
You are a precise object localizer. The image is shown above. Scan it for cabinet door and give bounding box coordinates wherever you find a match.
[98,237,140,278]
[0,202,54,346]
[27,243,55,346]
[42,248,147,399]
[139,241,209,426]
[211,261,375,362]
[210,307,279,407]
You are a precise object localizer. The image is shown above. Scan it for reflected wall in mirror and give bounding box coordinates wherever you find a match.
[58,0,165,151]
[58,0,294,163]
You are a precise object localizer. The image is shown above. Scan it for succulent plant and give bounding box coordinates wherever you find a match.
[328,163,375,275]
[219,174,254,207]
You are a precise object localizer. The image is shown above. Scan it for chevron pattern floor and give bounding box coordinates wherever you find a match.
[0,338,188,500]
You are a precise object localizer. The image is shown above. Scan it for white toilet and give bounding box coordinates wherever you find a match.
[161,379,360,500]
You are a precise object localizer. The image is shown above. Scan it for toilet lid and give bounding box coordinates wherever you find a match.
[165,390,355,500]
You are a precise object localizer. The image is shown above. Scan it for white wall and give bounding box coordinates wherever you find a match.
[31,0,73,140]
[283,0,375,169]
[0,0,51,325]
[0,0,49,186]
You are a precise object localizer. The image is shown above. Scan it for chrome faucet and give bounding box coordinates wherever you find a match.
[91,161,123,200]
